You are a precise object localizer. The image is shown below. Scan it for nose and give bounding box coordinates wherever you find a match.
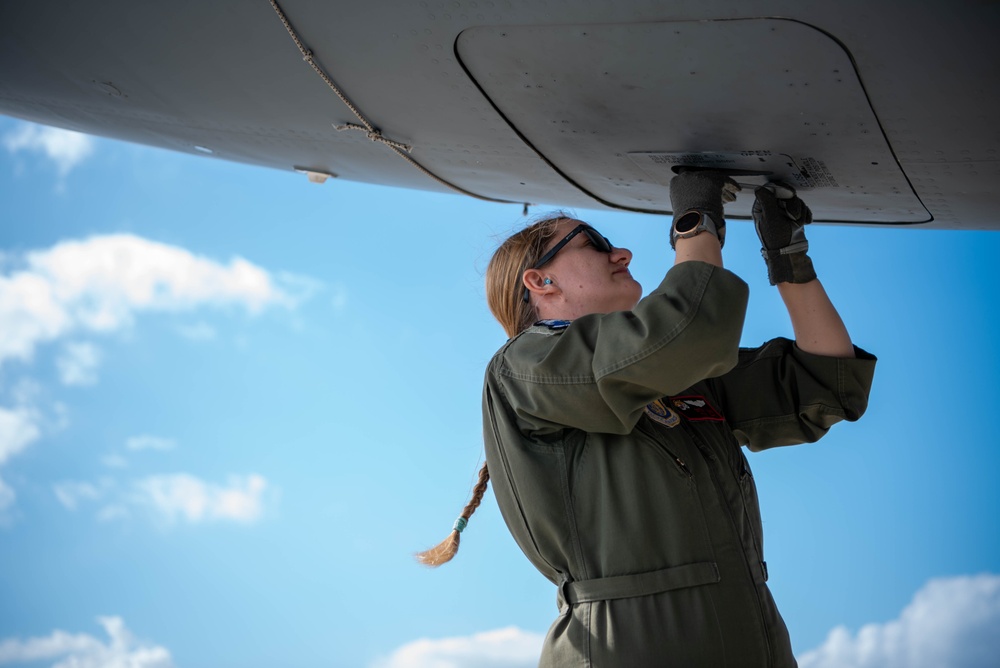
[610,246,632,266]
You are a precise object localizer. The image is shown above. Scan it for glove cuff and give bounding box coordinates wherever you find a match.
[761,246,817,285]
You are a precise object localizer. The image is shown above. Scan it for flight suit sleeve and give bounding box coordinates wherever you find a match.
[709,337,877,451]
[494,261,750,435]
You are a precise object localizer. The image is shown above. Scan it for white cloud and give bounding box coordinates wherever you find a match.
[0,234,291,369]
[0,382,66,515]
[0,403,42,512]
[56,341,101,386]
[51,472,269,525]
[798,573,1000,668]
[53,481,103,511]
[0,615,173,667]
[276,271,324,308]
[373,627,545,668]
[0,404,40,467]
[0,234,302,515]
[125,435,175,451]
[134,473,268,523]
[3,123,95,177]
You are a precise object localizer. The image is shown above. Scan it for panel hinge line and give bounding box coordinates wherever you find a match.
[267,0,514,204]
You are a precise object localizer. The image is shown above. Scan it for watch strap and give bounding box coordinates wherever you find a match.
[670,210,723,249]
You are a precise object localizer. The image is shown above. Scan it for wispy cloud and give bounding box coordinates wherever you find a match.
[97,504,129,522]
[134,473,268,524]
[56,341,101,386]
[0,404,40,468]
[175,322,217,341]
[98,433,173,472]
[53,480,104,511]
[125,435,175,452]
[330,281,349,313]
[0,615,173,667]
[101,453,128,469]
[2,122,95,178]
[52,472,271,525]
[276,271,324,308]
[798,573,1000,668]
[0,398,43,512]
[373,627,545,668]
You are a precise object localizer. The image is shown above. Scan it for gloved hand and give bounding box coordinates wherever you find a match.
[669,170,740,249]
[752,182,817,285]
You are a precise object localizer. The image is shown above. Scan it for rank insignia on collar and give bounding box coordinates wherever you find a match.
[645,399,681,428]
[671,395,724,422]
[535,319,571,330]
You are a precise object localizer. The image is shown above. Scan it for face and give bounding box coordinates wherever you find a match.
[526,219,642,319]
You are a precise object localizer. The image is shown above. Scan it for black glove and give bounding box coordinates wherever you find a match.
[752,182,817,285]
[669,170,740,249]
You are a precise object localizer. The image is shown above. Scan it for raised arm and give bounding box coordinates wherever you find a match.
[496,171,749,436]
[777,280,855,358]
[753,183,855,358]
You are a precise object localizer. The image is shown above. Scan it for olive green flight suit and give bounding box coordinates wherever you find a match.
[482,262,876,667]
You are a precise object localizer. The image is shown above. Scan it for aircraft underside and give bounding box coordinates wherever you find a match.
[1,1,997,229]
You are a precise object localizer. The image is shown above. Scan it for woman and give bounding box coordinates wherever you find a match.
[418,171,876,667]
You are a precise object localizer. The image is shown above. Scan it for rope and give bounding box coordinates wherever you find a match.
[267,0,517,204]
[334,123,412,152]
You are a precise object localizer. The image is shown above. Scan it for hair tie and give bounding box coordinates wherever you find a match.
[453,516,468,533]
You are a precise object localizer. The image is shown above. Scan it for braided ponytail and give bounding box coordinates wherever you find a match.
[416,213,570,566]
[416,463,491,566]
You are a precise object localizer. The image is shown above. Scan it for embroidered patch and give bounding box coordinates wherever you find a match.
[644,399,681,428]
[671,395,724,422]
[535,319,571,330]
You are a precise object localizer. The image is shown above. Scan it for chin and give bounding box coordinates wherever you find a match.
[625,282,643,307]
[613,294,642,312]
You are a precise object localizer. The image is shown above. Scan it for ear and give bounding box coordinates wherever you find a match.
[522,268,558,301]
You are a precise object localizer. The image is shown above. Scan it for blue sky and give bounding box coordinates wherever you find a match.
[1,117,998,668]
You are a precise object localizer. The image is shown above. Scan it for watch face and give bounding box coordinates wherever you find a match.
[675,210,702,233]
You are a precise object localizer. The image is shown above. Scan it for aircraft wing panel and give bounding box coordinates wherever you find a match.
[0,1,997,228]
[458,19,929,223]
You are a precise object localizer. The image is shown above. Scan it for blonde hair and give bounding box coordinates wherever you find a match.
[415,463,490,567]
[485,214,572,338]
[415,214,571,567]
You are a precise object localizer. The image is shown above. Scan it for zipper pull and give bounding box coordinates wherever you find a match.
[675,456,693,478]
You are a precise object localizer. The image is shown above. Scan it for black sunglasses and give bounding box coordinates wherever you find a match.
[522,224,614,303]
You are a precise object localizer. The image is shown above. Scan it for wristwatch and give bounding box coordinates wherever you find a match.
[671,210,721,247]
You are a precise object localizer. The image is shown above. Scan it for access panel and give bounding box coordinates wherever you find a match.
[457,18,928,223]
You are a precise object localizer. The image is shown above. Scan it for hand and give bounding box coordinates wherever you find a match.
[752,182,817,285]
[669,170,740,249]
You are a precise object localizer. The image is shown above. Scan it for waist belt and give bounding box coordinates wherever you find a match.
[558,561,720,609]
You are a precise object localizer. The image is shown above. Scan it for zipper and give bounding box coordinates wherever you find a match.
[682,422,774,666]
[672,453,693,478]
[636,417,694,479]
[738,454,765,569]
